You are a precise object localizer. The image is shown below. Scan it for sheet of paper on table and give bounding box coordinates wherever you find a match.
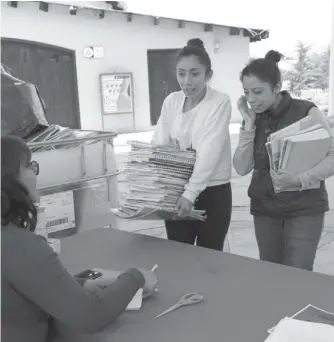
[264,317,334,342]
[268,304,334,333]
[126,289,143,311]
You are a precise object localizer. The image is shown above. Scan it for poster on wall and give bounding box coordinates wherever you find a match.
[100,72,134,114]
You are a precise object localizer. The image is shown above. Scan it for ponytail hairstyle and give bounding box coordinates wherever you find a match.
[177,38,212,74]
[240,50,283,88]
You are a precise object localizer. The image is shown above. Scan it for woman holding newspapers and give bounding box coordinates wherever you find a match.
[152,38,232,251]
[233,50,334,271]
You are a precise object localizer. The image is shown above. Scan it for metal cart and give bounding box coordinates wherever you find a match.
[28,131,120,239]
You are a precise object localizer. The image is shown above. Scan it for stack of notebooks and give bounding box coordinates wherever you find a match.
[113,141,206,221]
[266,115,333,178]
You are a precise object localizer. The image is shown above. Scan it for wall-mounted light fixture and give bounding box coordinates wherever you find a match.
[69,6,77,15]
[214,39,221,53]
[99,10,105,19]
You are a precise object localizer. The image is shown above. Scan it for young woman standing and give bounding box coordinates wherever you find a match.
[233,50,334,270]
[152,38,232,251]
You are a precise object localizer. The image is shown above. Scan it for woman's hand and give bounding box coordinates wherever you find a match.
[137,268,158,297]
[83,269,121,290]
[176,196,194,218]
[237,95,256,127]
[270,169,301,191]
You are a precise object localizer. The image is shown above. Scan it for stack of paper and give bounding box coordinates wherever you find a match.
[26,125,106,152]
[268,304,334,334]
[266,115,334,173]
[264,317,334,342]
[126,289,143,311]
[114,141,206,221]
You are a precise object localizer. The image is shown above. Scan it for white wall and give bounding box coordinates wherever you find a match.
[1,2,250,133]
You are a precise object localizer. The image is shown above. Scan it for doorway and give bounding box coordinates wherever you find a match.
[1,38,80,129]
[147,49,181,125]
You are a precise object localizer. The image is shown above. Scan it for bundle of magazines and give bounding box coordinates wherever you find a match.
[26,124,114,152]
[266,114,334,192]
[112,141,206,221]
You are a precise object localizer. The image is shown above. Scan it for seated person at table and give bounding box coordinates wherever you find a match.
[1,135,158,342]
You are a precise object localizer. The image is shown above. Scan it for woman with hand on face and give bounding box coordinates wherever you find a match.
[233,50,334,271]
[1,135,158,342]
[152,38,232,251]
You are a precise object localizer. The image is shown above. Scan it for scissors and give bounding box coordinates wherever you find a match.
[154,293,204,319]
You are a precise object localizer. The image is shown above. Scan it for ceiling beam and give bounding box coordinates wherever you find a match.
[230,27,241,36]
[178,20,185,28]
[204,24,213,32]
[39,2,49,12]
[7,1,18,8]
[154,17,160,26]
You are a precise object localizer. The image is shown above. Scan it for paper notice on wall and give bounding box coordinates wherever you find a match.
[39,191,76,233]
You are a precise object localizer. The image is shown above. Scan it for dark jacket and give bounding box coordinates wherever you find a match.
[248,91,329,218]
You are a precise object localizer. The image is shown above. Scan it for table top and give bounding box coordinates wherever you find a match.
[59,228,334,342]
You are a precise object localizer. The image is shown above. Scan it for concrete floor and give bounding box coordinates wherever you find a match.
[114,128,334,276]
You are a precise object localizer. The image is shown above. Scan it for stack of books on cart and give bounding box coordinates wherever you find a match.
[26,124,108,152]
[112,141,206,221]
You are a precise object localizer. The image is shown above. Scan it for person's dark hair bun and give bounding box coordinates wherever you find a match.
[187,38,205,49]
[265,50,283,64]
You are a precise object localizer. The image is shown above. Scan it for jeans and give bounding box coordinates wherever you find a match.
[254,214,325,271]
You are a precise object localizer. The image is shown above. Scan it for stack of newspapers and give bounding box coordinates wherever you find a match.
[26,124,103,152]
[266,115,334,174]
[112,141,206,221]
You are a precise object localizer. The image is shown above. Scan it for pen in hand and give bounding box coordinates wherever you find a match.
[151,264,159,293]
[151,264,158,273]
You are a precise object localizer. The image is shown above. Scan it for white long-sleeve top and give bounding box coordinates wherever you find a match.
[152,87,232,203]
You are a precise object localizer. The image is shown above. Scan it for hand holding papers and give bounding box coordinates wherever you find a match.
[270,169,302,192]
[266,114,334,192]
[176,196,194,218]
[113,141,206,221]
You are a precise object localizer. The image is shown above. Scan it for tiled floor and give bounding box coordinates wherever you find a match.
[114,129,334,276]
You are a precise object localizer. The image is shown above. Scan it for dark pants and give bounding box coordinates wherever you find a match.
[165,183,232,251]
[254,214,324,271]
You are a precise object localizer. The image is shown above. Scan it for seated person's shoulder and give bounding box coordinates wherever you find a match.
[2,224,44,245]
[2,225,49,268]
